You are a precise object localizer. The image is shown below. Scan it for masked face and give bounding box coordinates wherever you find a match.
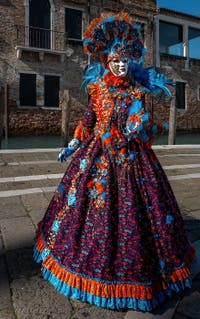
[108,55,128,77]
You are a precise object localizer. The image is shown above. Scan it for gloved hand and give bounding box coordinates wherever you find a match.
[58,147,74,162]
[58,138,81,162]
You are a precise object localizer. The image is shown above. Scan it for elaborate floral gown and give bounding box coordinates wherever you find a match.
[34,72,194,311]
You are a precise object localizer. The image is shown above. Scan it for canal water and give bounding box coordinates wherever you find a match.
[1,133,200,149]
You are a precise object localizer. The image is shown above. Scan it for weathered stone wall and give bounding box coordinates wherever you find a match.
[152,58,200,132]
[0,0,157,137]
[9,96,87,136]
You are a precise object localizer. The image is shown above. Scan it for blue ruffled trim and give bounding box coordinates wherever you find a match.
[33,241,193,311]
[42,267,166,311]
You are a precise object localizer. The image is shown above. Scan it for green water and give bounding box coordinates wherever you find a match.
[1,135,62,149]
[0,134,200,149]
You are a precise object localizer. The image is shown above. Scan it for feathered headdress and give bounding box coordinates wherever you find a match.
[83,13,145,62]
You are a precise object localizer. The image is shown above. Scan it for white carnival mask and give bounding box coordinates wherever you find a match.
[108,55,128,77]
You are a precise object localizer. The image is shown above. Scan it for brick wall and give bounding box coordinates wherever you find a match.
[0,0,158,138]
[154,9,200,132]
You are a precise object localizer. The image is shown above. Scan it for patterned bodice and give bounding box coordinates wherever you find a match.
[74,73,154,147]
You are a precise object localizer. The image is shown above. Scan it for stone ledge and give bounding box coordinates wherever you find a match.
[15,45,66,62]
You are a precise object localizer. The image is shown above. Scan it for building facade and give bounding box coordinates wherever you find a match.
[154,8,200,132]
[0,0,199,138]
[0,0,156,138]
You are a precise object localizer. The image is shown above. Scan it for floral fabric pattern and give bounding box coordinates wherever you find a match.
[34,73,194,312]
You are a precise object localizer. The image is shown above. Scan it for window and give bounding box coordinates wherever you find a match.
[20,73,36,106]
[29,0,51,49]
[175,82,186,110]
[159,21,183,57]
[65,7,82,40]
[44,75,60,107]
[188,27,200,59]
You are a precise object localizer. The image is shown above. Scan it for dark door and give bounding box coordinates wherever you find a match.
[29,0,51,49]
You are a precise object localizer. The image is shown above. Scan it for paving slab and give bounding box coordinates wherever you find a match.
[173,313,191,319]
[0,197,27,219]
[0,255,11,309]
[187,210,200,220]
[184,219,200,243]
[6,248,40,281]
[74,305,125,319]
[1,153,28,163]
[176,291,200,319]
[124,295,180,319]
[0,308,15,319]
[166,168,200,177]
[190,240,200,280]
[159,157,200,166]
[170,180,198,194]
[178,197,200,212]
[19,164,64,176]
[70,299,91,311]
[0,165,30,178]
[43,191,55,201]
[11,275,73,319]
[0,217,35,250]
[0,179,58,192]
[21,193,49,212]
[28,209,46,228]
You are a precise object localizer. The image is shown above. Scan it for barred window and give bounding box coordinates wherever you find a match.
[29,0,51,49]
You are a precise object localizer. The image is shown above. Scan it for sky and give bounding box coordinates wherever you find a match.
[157,0,200,17]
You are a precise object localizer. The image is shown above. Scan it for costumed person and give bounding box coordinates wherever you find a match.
[34,13,195,312]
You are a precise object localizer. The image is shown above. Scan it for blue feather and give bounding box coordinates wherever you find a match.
[128,62,174,97]
[82,63,106,90]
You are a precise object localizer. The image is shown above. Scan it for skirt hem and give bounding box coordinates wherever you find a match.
[33,228,195,311]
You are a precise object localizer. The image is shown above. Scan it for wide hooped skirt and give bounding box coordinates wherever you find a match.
[34,135,194,311]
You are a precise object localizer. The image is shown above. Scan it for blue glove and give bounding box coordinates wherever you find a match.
[58,148,74,162]
[58,138,81,162]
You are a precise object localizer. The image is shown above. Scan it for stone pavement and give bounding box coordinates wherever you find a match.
[0,145,200,319]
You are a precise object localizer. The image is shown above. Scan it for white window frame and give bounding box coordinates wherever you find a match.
[155,14,200,68]
[24,0,55,49]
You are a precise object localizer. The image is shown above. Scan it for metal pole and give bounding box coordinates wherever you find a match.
[168,97,176,145]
